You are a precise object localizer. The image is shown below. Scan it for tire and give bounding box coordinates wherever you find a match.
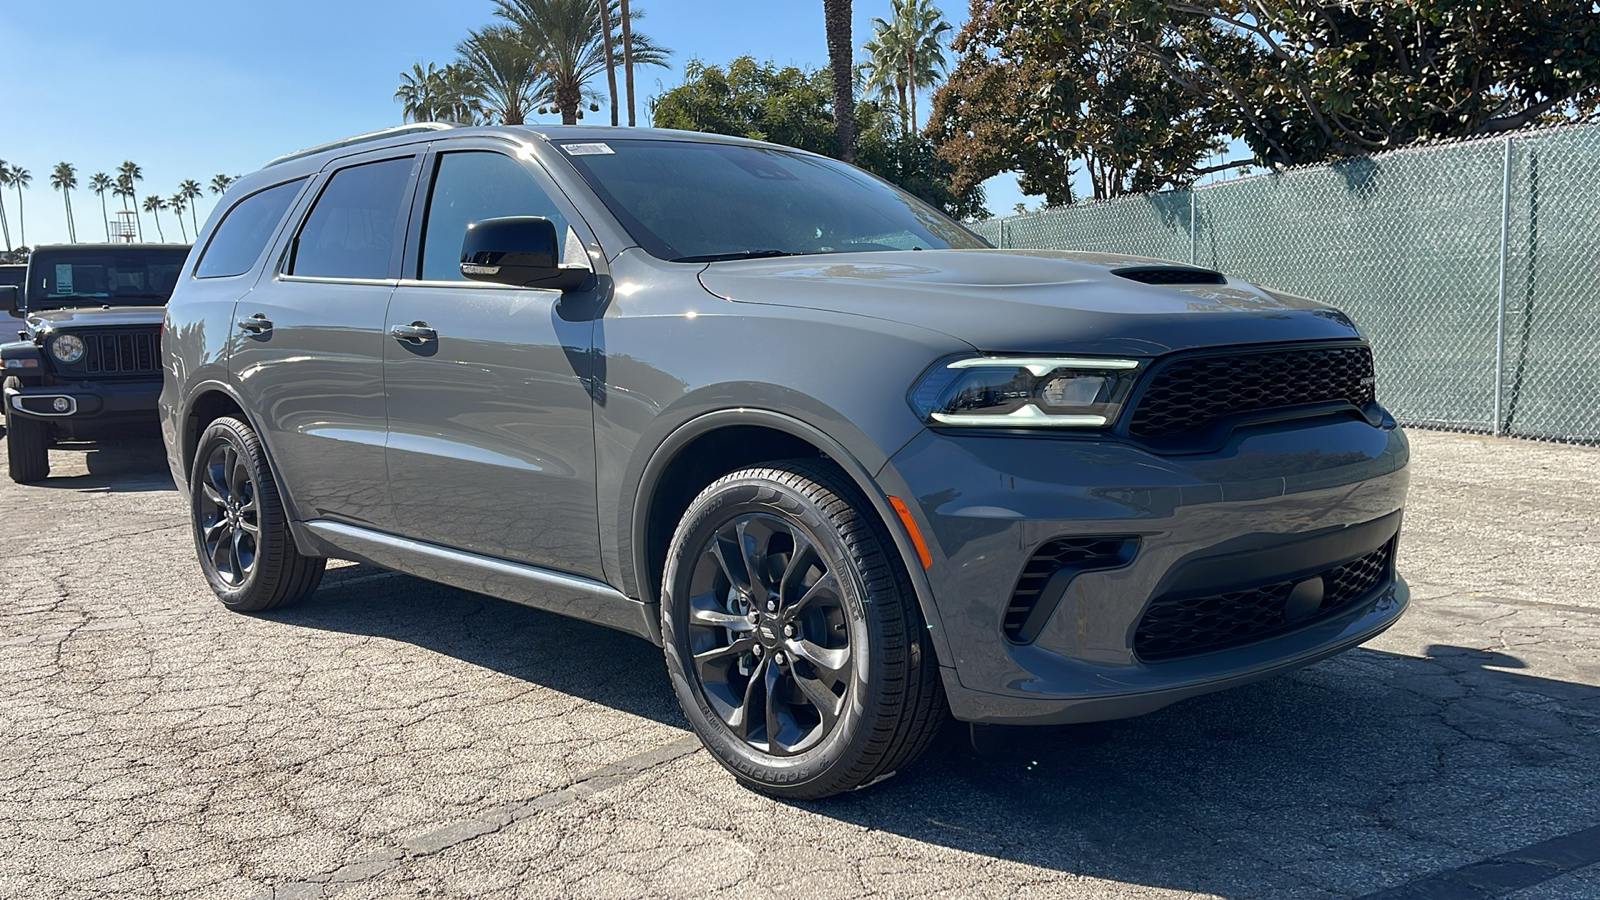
[190,416,324,612]
[5,397,51,483]
[661,459,946,799]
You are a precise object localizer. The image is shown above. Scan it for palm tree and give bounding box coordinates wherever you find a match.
[455,25,544,125]
[0,158,12,251]
[599,0,619,125]
[490,0,668,126]
[861,31,910,131]
[178,179,204,236]
[50,162,79,243]
[7,166,32,247]
[89,173,114,241]
[822,0,856,161]
[438,63,486,124]
[118,161,145,240]
[396,61,443,122]
[890,0,950,133]
[209,173,235,196]
[619,0,634,125]
[142,195,167,242]
[169,193,189,242]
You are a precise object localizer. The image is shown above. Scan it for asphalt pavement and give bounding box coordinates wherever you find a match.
[1,429,1597,899]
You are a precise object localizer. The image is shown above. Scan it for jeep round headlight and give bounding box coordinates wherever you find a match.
[909,356,1143,428]
[51,334,85,364]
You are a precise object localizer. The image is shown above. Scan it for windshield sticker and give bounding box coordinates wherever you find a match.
[55,264,75,295]
[562,142,615,156]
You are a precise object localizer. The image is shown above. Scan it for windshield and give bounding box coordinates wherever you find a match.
[25,248,190,309]
[556,139,988,262]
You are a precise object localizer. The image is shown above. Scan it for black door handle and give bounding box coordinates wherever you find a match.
[237,313,272,335]
[390,321,437,345]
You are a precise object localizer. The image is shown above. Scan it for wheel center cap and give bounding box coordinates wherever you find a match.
[755,616,781,648]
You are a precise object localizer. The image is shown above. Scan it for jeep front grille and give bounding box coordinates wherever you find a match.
[1134,539,1395,662]
[79,330,160,376]
[1128,344,1375,439]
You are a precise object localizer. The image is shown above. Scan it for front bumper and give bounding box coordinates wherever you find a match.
[881,414,1411,725]
[5,378,162,424]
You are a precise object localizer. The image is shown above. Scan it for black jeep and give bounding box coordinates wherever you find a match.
[1,244,190,482]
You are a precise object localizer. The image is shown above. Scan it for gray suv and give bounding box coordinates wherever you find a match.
[160,124,1410,798]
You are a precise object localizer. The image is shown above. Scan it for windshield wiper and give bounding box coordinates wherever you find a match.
[670,250,802,263]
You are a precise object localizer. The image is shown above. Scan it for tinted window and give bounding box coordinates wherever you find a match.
[419,151,569,281]
[557,140,986,262]
[289,157,414,279]
[196,179,305,278]
[25,248,191,309]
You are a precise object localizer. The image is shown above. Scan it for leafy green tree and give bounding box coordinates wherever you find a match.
[117,161,145,240]
[142,195,166,242]
[89,173,114,241]
[822,0,856,161]
[178,179,204,235]
[652,57,984,218]
[50,162,78,243]
[861,0,952,133]
[490,0,668,126]
[5,166,31,247]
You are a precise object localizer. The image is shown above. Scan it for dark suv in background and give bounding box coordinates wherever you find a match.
[3,243,189,481]
[161,124,1409,798]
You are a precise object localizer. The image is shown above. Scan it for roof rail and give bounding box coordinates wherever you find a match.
[264,123,454,168]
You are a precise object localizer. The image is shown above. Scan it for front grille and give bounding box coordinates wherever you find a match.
[1134,540,1395,662]
[78,330,160,376]
[1005,536,1136,642]
[1128,344,1375,438]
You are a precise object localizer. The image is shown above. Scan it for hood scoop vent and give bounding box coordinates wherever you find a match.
[1113,266,1226,286]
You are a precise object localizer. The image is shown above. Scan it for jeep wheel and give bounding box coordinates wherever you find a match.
[191,416,325,612]
[4,390,50,483]
[661,460,946,799]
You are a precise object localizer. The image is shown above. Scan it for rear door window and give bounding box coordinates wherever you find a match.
[418,151,569,282]
[288,157,415,280]
[195,179,305,278]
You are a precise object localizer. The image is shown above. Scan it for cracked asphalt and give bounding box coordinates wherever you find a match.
[2,429,1598,899]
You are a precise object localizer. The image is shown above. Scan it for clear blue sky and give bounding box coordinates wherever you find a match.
[0,0,1027,247]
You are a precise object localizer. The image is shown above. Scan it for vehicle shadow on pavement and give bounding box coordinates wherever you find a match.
[29,438,175,493]
[270,563,688,729]
[801,645,1600,898]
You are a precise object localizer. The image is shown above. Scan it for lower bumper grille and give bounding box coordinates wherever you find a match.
[1006,536,1138,643]
[1134,539,1395,662]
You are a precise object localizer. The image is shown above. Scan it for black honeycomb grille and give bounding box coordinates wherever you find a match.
[1134,540,1394,662]
[79,330,160,376]
[1128,345,1375,438]
[1005,537,1135,642]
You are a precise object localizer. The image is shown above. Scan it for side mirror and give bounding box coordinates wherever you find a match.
[460,216,592,291]
[0,285,20,318]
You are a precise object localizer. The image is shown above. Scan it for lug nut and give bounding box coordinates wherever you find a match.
[752,644,763,656]
[783,624,795,638]
[765,600,776,612]
[773,652,786,665]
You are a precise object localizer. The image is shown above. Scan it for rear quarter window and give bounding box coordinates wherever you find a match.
[195,179,306,279]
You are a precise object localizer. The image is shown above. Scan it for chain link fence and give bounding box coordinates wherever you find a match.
[968,123,1600,445]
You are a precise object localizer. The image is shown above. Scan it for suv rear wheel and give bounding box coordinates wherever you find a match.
[661,460,946,799]
[4,379,50,483]
[190,416,325,612]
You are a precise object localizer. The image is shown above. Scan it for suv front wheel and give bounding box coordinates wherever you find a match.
[190,416,325,612]
[4,378,50,483]
[661,460,946,799]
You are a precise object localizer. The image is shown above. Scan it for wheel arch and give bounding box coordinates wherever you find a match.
[630,408,952,665]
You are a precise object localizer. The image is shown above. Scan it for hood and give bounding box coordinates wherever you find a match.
[25,306,166,333]
[697,249,1360,356]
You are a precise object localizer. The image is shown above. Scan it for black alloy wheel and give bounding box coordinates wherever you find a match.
[190,416,325,612]
[662,459,946,799]
[686,512,856,757]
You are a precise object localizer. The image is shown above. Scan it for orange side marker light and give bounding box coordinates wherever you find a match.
[888,496,933,570]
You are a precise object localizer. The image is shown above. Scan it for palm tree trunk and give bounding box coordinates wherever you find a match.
[601,0,619,126]
[0,194,11,252]
[99,194,109,241]
[63,192,75,243]
[896,80,909,133]
[176,213,188,242]
[620,0,635,126]
[906,48,917,134]
[151,209,164,242]
[15,187,24,247]
[557,79,581,125]
[190,205,199,237]
[822,0,856,162]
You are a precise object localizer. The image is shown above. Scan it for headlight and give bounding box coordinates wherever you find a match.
[909,356,1143,428]
[51,334,85,364]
